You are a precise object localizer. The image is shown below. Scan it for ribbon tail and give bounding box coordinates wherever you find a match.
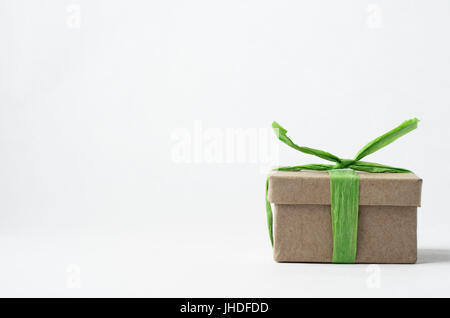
[354,118,419,161]
[272,122,342,163]
[266,176,273,246]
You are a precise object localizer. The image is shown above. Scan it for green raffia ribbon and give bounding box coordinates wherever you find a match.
[329,169,359,263]
[266,118,419,263]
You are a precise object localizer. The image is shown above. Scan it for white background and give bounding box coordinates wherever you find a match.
[1,0,450,297]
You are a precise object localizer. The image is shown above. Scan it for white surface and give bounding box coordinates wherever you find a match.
[1,0,450,297]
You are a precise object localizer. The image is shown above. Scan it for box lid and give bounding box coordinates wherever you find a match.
[268,170,422,207]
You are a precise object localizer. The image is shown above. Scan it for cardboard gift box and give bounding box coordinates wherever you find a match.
[267,170,422,264]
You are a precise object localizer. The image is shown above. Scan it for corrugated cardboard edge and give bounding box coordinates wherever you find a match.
[268,170,422,207]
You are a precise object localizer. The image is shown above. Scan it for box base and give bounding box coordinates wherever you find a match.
[273,204,417,264]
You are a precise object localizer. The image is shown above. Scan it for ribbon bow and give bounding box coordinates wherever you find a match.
[266,118,419,262]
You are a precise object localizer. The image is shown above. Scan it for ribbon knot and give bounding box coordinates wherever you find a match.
[333,159,355,169]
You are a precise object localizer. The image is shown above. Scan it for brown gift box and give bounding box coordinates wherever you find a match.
[267,170,422,264]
